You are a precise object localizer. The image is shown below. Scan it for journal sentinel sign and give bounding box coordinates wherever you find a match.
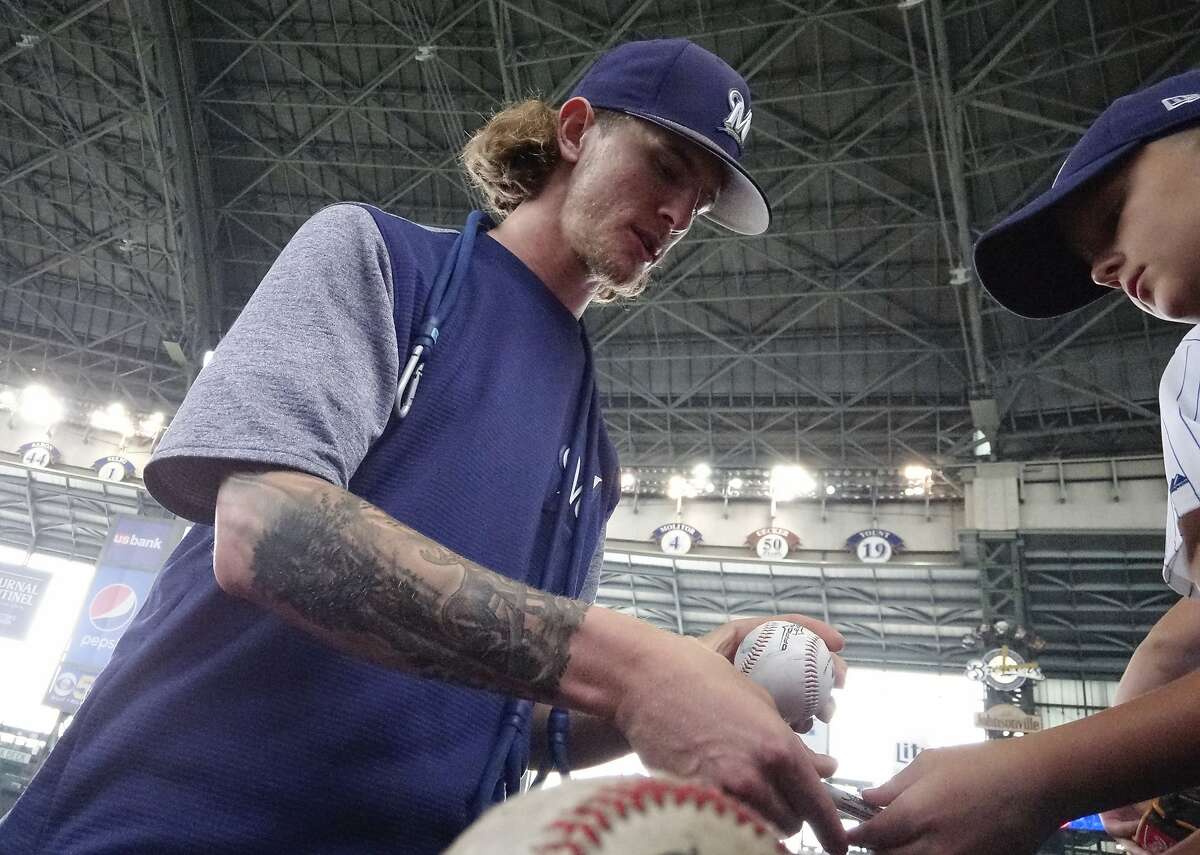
[45,514,185,713]
[0,564,51,640]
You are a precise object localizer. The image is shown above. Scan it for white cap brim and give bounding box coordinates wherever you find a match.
[624,111,772,236]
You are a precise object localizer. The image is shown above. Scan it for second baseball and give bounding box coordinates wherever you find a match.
[734,621,835,727]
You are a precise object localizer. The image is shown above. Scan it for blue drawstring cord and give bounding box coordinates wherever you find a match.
[395,210,490,419]
[412,210,585,815]
[470,697,533,818]
[529,706,572,788]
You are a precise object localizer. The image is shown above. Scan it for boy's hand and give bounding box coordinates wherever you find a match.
[846,741,1061,854]
[1101,802,1150,854]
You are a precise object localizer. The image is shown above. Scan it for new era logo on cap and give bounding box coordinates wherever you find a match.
[1163,93,1200,111]
[1171,473,1191,494]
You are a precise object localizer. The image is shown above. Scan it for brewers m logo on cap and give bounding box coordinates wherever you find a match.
[721,89,752,149]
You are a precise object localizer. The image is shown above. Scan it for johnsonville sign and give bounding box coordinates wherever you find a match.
[745,527,801,560]
[974,703,1042,733]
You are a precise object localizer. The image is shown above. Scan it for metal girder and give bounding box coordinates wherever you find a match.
[0,0,1193,470]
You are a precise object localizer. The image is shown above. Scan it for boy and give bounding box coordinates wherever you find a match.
[850,69,1200,855]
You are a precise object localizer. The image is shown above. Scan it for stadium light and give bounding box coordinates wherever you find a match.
[904,464,932,482]
[769,465,815,502]
[20,385,64,426]
[90,402,134,437]
[137,411,165,437]
[667,475,692,500]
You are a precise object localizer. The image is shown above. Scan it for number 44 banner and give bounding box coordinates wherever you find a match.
[846,529,906,564]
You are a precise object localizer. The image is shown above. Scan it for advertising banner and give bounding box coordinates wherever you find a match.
[102,515,184,573]
[59,564,159,671]
[44,514,185,713]
[0,564,51,640]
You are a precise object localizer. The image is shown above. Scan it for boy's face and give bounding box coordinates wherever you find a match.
[1057,129,1200,323]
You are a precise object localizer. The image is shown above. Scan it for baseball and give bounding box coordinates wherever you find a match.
[444,775,787,854]
[734,621,835,726]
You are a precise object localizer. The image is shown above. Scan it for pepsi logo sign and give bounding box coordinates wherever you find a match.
[88,583,139,633]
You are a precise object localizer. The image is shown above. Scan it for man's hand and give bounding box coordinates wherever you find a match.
[614,630,848,854]
[846,740,1060,854]
[1100,802,1151,854]
[699,613,847,730]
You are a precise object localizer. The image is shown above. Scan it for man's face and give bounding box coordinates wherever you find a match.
[561,116,725,294]
[1057,129,1200,323]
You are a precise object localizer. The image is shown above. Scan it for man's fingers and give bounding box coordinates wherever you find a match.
[779,748,847,855]
[800,741,838,778]
[771,614,845,651]
[832,652,848,688]
[721,772,801,838]
[711,615,846,662]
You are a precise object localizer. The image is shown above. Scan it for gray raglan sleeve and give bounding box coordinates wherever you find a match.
[578,523,607,604]
[143,204,399,524]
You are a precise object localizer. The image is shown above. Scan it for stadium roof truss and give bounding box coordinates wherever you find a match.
[3,0,1199,467]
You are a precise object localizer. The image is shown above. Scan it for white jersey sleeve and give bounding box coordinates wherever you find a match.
[1160,328,1200,597]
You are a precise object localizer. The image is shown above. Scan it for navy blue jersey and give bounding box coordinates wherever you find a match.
[0,206,620,853]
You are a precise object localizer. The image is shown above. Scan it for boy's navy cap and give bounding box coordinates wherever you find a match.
[974,70,1200,318]
[570,38,771,236]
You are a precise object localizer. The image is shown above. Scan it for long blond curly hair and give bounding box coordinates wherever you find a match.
[461,99,562,218]
[461,100,643,303]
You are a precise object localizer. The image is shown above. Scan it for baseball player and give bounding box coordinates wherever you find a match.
[849,70,1200,855]
[0,40,849,854]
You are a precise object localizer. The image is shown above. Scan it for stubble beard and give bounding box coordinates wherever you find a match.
[565,198,653,300]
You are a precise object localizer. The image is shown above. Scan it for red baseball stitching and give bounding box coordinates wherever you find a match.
[534,779,786,854]
[738,623,777,675]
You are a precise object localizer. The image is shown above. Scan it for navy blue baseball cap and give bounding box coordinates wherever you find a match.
[570,38,771,236]
[975,70,1200,318]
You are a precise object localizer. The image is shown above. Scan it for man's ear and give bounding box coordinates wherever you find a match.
[557,97,596,165]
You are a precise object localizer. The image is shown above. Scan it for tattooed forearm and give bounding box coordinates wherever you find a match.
[241,477,586,699]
